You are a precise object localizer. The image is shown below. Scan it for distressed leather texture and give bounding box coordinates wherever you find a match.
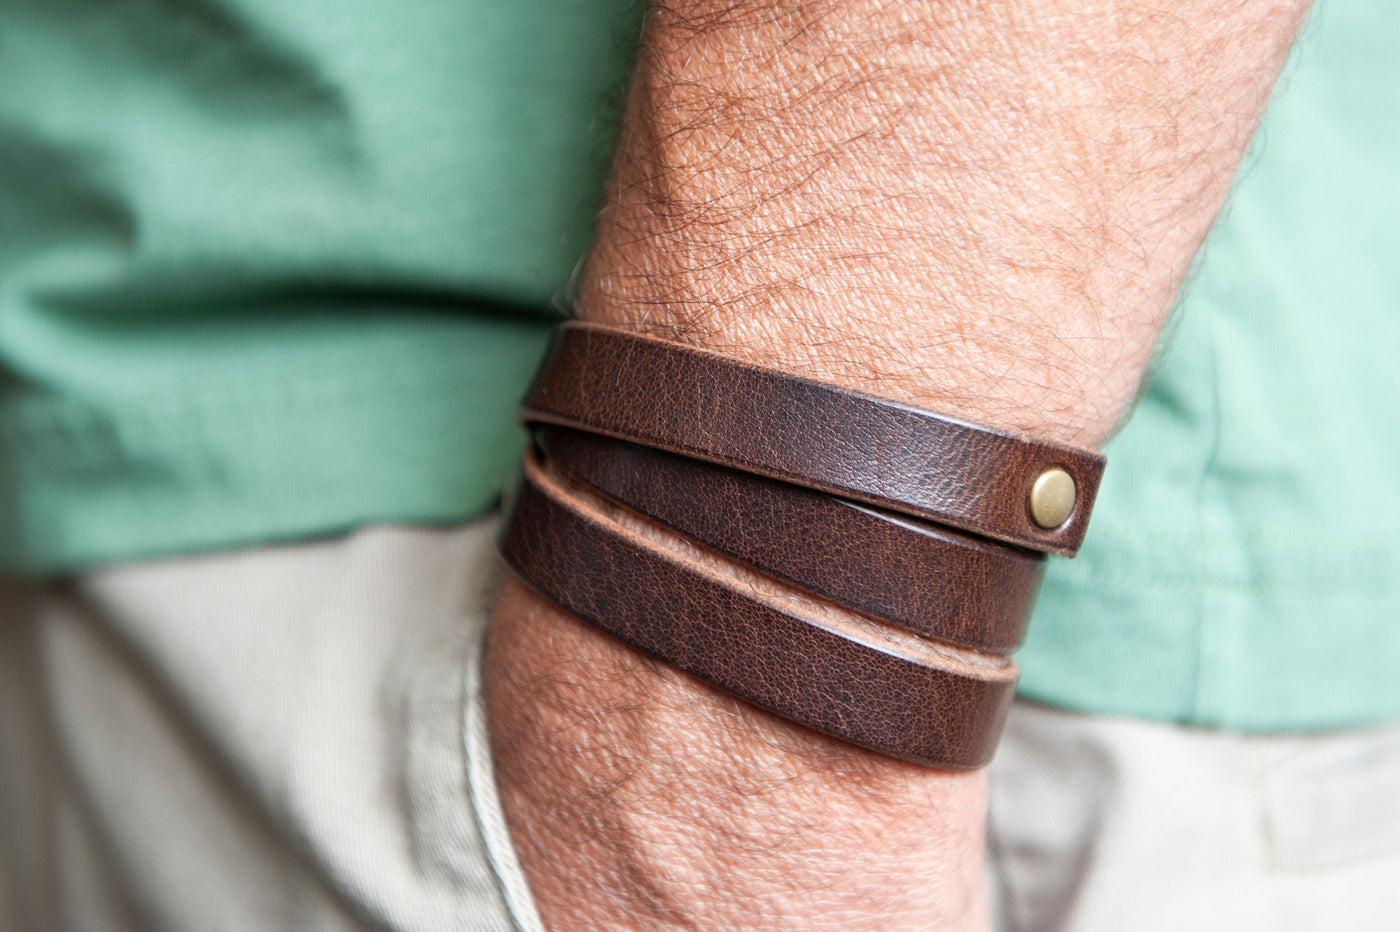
[538,425,1045,655]
[521,323,1105,556]
[501,449,1018,769]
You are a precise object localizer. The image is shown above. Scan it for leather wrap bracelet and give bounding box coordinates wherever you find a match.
[501,323,1106,769]
[502,450,1018,769]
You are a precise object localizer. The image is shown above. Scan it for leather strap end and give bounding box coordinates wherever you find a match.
[521,323,1106,556]
[537,425,1046,656]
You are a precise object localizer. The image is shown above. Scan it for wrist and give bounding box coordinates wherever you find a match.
[486,578,991,932]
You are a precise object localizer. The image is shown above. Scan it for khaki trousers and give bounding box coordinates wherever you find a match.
[2,522,1397,931]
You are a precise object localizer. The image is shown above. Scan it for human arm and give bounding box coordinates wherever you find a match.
[486,1,1311,929]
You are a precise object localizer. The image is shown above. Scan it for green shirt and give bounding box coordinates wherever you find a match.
[2,0,1395,730]
[1020,0,1400,729]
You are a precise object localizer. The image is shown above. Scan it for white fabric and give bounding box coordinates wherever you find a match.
[0,523,520,931]
[989,705,1400,931]
[1,521,1396,930]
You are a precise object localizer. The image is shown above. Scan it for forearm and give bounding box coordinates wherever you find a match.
[486,1,1309,929]
[582,0,1307,445]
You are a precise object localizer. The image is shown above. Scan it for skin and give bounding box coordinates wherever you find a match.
[486,1,1311,928]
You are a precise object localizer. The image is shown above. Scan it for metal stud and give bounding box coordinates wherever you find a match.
[1029,468,1076,529]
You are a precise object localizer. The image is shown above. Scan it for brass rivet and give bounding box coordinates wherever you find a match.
[1029,468,1076,529]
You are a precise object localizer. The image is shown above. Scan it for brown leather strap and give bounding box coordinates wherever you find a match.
[520,323,1105,556]
[538,425,1044,655]
[501,447,1018,770]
